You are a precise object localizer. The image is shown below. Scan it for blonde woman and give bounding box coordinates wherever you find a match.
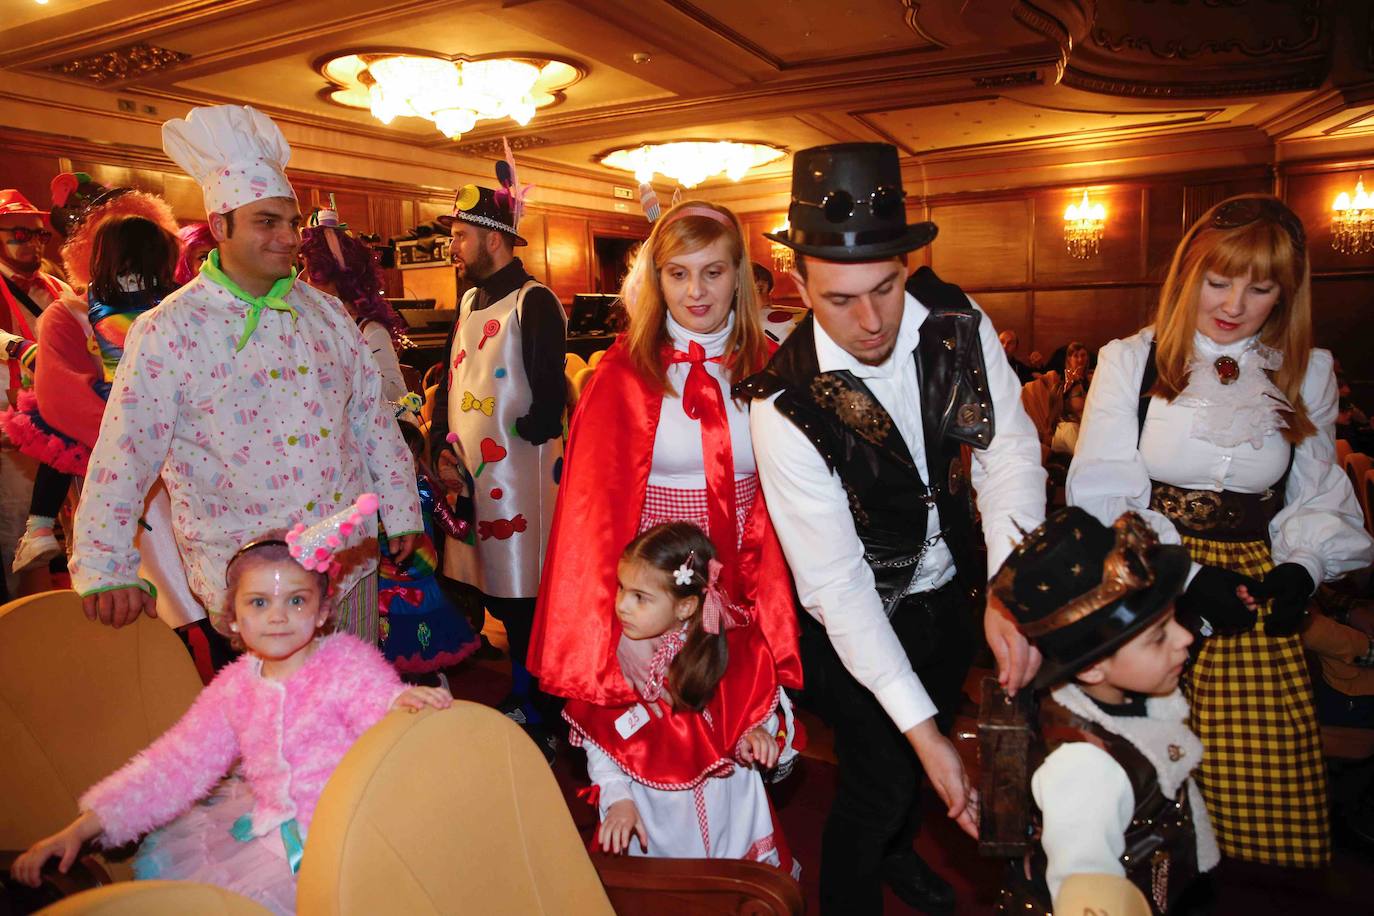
[529,199,802,712]
[1068,194,1373,869]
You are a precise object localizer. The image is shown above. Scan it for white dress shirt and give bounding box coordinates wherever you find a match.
[1067,327,1373,587]
[650,313,757,488]
[752,289,1046,733]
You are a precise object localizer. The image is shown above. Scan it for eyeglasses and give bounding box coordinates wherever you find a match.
[1207,197,1307,252]
[0,227,53,245]
[794,186,906,224]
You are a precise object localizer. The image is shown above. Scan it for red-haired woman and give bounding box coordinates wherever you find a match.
[530,199,802,720]
[1068,195,1374,869]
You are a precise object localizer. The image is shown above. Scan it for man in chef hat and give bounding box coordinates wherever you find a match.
[70,105,422,641]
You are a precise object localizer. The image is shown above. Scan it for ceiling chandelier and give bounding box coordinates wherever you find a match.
[599,141,786,188]
[321,52,581,140]
[1331,175,1374,255]
[1063,190,1106,260]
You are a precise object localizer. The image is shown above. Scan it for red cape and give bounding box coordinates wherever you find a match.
[564,624,780,787]
[529,339,802,707]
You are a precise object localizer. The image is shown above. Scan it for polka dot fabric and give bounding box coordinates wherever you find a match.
[69,273,422,629]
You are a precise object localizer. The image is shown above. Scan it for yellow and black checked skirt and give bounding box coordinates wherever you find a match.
[1181,535,1330,867]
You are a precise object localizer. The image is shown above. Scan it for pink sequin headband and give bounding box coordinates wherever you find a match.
[662,205,735,231]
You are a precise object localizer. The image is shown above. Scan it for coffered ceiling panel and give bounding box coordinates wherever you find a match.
[665,0,934,66]
[0,0,1366,189]
[864,97,1242,156]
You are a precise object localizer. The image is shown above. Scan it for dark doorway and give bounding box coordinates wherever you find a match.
[593,236,639,294]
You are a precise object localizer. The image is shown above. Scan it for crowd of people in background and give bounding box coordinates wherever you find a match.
[3,106,1374,916]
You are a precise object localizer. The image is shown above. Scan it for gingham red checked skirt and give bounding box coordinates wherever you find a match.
[1181,535,1330,867]
[639,476,759,550]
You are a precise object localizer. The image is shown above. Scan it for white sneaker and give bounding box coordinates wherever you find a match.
[12,528,60,574]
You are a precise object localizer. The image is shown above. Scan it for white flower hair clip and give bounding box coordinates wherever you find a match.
[673,552,696,586]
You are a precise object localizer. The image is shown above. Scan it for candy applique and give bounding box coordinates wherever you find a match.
[474,437,507,477]
[478,318,500,349]
[460,391,495,416]
[478,514,527,540]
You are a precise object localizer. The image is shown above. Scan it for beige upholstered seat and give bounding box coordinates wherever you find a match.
[38,880,272,915]
[298,702,615,915]
[1054,873,1150,916]
[588,349,606,369]
[571,365,596,403]
[0,590,202,881]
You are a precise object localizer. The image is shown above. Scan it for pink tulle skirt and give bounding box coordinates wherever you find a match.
[132,774,298,915]
[0,390,92,475]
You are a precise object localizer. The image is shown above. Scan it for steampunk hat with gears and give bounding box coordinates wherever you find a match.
[766,142,938,263]
[990,506,1191,689]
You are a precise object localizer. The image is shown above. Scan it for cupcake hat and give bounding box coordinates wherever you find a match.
[285,493,380,589]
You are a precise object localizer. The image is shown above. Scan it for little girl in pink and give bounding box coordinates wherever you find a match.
[12,494,451,914]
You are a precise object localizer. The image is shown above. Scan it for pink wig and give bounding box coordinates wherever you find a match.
[174,222,216,286]
[61,190,179,290]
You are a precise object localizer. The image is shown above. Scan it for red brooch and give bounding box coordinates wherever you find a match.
[1213,355,1240,385]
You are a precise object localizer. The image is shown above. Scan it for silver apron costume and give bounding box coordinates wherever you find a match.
[444,280,562,598]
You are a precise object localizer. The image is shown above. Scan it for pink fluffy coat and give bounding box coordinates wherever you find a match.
[80,634,406,847]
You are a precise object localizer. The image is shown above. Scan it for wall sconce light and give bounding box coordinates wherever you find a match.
[1064,191,1106,260]
[1331,175,1374,255]
[771,220,795,274]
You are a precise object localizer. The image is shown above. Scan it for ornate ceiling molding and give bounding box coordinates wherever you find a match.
[1065,0,1330,98]
[1089,0,1321,60]
[452,136,552,157]
[46,43,190,85]
[1012,0,1095,79]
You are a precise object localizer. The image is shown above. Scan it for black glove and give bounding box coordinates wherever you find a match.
[1176,565,1260,638]
[1255,562,1316,637]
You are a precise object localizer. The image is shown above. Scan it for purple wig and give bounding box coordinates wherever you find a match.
[300,226,407,344]
[174,222,216,287]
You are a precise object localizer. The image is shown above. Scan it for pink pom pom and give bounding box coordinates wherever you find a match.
[289,544,302,558]
[348,511,362,526]
[314,546,330,562]
[445,432,458,443]
[339,521,354,538]
[357,493,380,514]
[325,535,341,548]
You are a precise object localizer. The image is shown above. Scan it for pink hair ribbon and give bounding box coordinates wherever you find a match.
[701,558,742,635]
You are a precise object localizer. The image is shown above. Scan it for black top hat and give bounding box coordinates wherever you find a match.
[991,507,1190,689]
[766,142,937,263]
[436,184,527,247]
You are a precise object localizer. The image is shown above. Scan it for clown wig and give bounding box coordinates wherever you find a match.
[174,222,216,286]
[300,225,407,345]
[60,189,179,292]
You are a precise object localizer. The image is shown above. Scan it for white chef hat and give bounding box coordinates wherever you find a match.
[162,104,296,215]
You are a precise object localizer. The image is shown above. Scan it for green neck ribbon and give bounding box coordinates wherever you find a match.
[201,249,298,352]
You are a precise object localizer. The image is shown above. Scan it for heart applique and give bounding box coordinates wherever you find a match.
[475,437,507,477]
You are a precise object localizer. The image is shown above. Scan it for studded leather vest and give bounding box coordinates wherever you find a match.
[736,267,993,611]
[997,697,1201,916]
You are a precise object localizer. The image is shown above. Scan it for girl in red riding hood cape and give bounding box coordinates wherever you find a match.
[566,522,801,874]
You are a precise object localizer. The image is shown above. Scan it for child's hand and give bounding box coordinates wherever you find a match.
[392,686,453,713]
[598,799,647,855]
[12,812,102,887]
[739,726,780,769]
[436,450,464,493]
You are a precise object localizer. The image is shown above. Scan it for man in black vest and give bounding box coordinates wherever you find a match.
[741,143,1047,914]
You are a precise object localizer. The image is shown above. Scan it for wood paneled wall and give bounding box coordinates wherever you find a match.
[6,130,1372,399]
[739,163,1374,404]
[0,136,648,311]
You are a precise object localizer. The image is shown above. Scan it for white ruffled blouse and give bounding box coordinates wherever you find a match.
[1067,327,1373,586]
[648,312,757,489]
